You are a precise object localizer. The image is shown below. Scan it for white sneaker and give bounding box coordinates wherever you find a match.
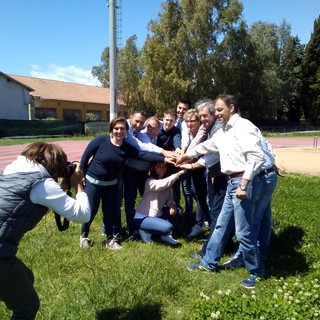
[106,238,122,250]
[139,229,152,243]
[160,234,180,246]
[187,224,202,238]
[80,236,92,248]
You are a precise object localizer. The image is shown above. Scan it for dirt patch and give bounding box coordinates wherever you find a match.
[274,147,320,176]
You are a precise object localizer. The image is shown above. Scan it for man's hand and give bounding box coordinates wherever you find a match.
[177,163,193,170]
[236,179,249,200]
[236,188,247,200]
[175,154,190,166]
[161,149,176,157]
[165,156,176,165]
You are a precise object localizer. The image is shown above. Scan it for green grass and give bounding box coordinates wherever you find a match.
[0,174,319,319]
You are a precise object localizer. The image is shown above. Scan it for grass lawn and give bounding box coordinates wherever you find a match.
[0,173,319,319]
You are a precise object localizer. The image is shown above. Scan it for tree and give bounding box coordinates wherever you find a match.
[301,15,320,124]
[92,47,110,87]
[278,35,304,122]
[213,20,263,119]
[246,20,301,122]
[117,35,144,114]
[140,0,243,115]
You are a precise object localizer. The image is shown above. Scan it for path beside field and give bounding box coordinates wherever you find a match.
[0,136,319,175]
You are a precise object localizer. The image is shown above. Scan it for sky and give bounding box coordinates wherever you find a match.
[1,0,319,86]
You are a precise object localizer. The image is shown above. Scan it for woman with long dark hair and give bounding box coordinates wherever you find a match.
[134,162,186,246]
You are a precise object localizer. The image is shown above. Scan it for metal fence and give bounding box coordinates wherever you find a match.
[0,120,110,138]
[259,126,320,134]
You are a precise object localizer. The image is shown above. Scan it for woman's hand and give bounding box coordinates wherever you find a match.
[169,202,177,216]
[70,162,85,192]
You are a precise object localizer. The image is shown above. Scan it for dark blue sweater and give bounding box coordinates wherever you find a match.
[81,135,164,181]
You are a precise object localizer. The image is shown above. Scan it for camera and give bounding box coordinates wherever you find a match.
[56,161,77,232]
[62,161,76,179]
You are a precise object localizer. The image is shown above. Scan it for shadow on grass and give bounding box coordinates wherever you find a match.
[267,225,308,277]
[96,302,162,320]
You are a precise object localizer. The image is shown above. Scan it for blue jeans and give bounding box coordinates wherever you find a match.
[252,170,277,257]
[201,175,227,253]
[181,172,194,220]
[234,169,278,259]
[201,177,264,276]
[192,168,209,226]
[135,216,173,236]
[123,167,149,234]
[82,179,122,239]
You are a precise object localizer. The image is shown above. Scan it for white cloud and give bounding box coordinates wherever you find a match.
[30,64,101,86]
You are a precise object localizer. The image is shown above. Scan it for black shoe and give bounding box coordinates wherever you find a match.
[189,250,204,259]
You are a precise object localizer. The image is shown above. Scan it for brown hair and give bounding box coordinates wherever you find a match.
[183,109,200,122]
[109,116,129,133]
[214,94,239,113]
[163,109,177,119]
[21,142,67,178]
[149,162,170,179]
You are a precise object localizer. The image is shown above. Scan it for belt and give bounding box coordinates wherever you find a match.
[86,175,118,186]
[226,171,244,179]
[258,167,275,176]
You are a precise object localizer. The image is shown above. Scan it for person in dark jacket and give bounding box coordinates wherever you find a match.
[0,142,90,320]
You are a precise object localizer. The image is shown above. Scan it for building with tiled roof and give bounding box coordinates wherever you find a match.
[0,72,34,120]
[4,73,125,121]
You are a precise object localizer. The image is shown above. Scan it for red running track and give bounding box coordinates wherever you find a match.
[0,136,316,173]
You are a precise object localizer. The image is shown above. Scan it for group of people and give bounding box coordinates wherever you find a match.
[79,94,278,289]
[0,93,278,319]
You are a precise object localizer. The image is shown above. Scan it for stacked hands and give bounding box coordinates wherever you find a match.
[163,150,192,169]
[164,151,247,200]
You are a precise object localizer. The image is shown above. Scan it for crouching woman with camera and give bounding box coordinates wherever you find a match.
[0,142,91,320]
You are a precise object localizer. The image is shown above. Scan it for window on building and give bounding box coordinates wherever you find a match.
[63,109,81,121]
[86,111,102,121]
[35,108,56,120]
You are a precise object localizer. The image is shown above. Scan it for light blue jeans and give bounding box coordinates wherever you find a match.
[200,177,264,276]
[252,170,278,257]
[233,169,278,259]
[134,216,173,236]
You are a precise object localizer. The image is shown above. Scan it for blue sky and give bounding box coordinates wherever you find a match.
[1,0,319,85]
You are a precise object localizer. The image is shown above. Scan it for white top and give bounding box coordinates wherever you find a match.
[3,155,91,223]
[135,173,179,218]
[187,114,265,180]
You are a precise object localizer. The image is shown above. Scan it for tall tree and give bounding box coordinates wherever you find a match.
[140,0,243,115]
[301,16,320,124]
[117,35,144,115]
[278,35,304,122]
[92,47,110,87]
[248,21,282,120]
[213,20,263,119]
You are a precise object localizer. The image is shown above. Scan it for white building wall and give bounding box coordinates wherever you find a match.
[0,75,30,120]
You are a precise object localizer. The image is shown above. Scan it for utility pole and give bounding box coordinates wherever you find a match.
[108,0,117,120]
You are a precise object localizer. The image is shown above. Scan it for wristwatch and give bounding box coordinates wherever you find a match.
[238,184,247,191]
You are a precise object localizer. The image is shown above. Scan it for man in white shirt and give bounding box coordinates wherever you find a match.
[176,94,265,288]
